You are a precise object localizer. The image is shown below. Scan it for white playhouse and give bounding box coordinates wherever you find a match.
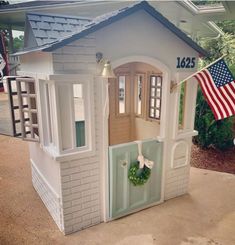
[11,1,207,234]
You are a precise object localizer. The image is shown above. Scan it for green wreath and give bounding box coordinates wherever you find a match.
[128,162,151,186]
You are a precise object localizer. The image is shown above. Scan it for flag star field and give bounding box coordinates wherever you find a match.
[208,59,234,88]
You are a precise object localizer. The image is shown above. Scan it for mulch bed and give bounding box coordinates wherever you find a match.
[190,144,235,174]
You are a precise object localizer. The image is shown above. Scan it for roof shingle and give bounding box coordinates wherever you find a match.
[26,12,91,47]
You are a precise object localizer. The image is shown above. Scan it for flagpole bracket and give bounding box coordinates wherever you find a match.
[170,80,177,93]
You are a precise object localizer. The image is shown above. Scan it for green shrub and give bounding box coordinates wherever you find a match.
[194,30,235,150]
[193,88,234,150]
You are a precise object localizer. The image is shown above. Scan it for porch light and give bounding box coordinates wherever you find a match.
[96,52,116,78]
[101,61,116,78]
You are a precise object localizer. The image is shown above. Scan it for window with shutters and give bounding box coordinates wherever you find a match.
[49,74,94,155]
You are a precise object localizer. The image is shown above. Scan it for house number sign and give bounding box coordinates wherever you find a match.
[176,57,196,69]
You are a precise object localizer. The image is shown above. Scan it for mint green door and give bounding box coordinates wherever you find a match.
[109,139,163,219]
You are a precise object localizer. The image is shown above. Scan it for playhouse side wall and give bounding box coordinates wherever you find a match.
[18,52,64,230]
[51,37,102,234]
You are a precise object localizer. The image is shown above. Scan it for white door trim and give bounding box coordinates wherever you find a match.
[101,55,171,222]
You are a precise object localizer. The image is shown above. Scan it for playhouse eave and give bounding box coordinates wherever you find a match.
[14,1,208,57]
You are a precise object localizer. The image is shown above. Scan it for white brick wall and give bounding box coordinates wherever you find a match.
[164,165,190,200]
[164,140,191,200]
[31,161,63,230]
[60,158,101,234]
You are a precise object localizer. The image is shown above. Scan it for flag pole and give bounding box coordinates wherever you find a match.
[170,54,227,93]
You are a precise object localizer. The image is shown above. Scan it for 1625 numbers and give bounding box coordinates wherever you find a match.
[176,57,196,69]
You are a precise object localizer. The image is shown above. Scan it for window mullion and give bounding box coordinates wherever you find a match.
[25,82,34,138]
[71,84,76,150]
[16,80,26,138]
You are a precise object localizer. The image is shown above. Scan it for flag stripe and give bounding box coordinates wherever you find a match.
[220,86,235,115]
[229,82,235,94]
[196,72,221,120]
[203,70,230,118]
[219,86,234,116]
[206,70,232,117]
[226,83,235,99]
[200,71,224,119]
[195,72,221,120]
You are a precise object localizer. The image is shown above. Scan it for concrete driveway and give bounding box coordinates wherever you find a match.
[0,135,235,245]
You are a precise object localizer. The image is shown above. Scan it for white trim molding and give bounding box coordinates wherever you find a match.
[171,140,189,169]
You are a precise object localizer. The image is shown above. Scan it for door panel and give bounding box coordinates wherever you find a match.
[109,139,163,219]
[108,75,131,145]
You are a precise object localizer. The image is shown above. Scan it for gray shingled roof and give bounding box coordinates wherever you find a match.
[27,12,91,46]
[16,1,208,56]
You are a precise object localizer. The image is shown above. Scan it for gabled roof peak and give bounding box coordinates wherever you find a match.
[19,1,208,56]
[43,0,208,56]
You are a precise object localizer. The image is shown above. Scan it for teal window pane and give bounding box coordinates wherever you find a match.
[75,121,85,147]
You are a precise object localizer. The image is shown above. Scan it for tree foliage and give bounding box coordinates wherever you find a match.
[12,35,24,52]
[199,33,235,74]
[192,1,221,6]
[1,30,24,52]
[193,88,234,150]
[216,20,235,35]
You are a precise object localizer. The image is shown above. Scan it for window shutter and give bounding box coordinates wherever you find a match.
[7,76,40,142]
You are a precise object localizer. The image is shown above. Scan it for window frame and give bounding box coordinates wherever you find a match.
[49,74,95,157]
[148,74,162,121]
[115,73,130,117]
[172,76,199,140]
[38,79,59,153]
[71,82,89,150]
[134,73,145,118]
[178,82,187,130]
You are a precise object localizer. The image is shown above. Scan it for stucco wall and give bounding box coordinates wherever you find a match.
[19,52,53,75]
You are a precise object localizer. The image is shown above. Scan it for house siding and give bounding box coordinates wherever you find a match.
[52,37,96,74]
[51,38,103,234]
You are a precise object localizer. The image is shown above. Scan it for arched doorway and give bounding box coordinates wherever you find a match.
[109,62,163,145]
[107,61,165,219]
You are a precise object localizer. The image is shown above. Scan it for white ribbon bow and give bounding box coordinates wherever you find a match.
[135,141,154,169]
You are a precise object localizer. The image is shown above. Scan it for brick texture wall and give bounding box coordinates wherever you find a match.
[31,162,63,230]
[164,166,190,200]
[60,158,101,234]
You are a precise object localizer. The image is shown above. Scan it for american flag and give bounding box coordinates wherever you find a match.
[194,59,235,120]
